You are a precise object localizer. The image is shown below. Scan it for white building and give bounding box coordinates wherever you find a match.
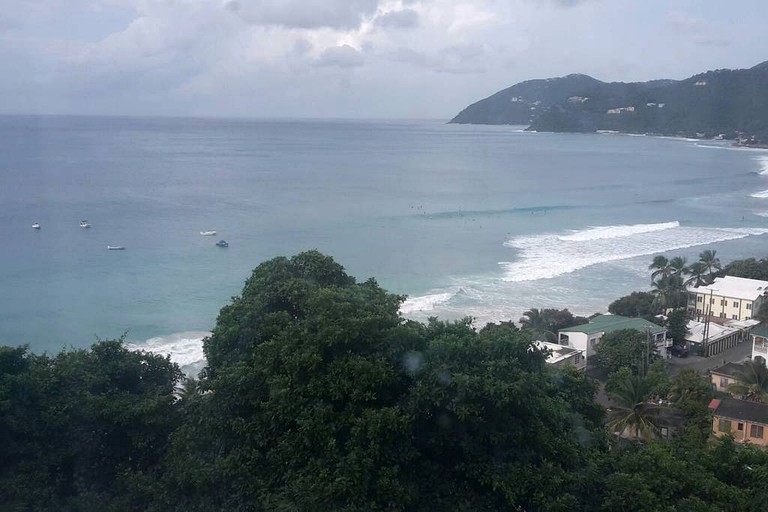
[688,276,768,322]
[685,319,757,357]
[534,341,585,370]
[752,325,768,366]
[557,315,668,367]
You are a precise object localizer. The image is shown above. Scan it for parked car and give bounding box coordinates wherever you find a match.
[670,344,689,358]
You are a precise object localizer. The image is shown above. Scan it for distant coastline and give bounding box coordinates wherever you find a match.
[450,60,768,146]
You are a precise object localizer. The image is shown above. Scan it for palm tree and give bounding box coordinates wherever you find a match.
[669,256,687,276]
[684,261,708,288]
[699,250,722,279]
[651,274,685,310]
[519,308,556,341]
[649,255,673,282]
[176,376,202,403]
[606,373,666,441]
[727,361,768,402]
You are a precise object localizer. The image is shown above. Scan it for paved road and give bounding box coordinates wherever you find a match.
[586,340,753,407]
[666,340,753,375]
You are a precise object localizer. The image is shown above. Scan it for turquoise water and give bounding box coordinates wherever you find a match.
[2,115,768,367]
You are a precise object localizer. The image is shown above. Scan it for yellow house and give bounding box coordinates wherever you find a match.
[709,398,768,447]
[709,363,745,393]
[688,276,768,322]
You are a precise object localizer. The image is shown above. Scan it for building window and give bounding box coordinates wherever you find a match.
[574,354,581,364]
[589,338,596,347]
[720,313,726,318]
[750,425,764,438]
[720,377,729,387]
[733,315,738,320]
[719,419,732,432]
[746,317,751,321]
[711,298,716,304]
[738,423,744,431]
[733,301,740,308]
[696,309,702,315]
[721,299,727,306]
[747,303,752,310]
[697,296,703,303]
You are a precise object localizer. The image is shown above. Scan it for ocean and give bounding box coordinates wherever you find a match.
[2,115,767,374]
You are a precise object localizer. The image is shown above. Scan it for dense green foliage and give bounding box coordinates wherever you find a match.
[608,291,660,318]
[451,61,768,144]
[593,329,656,376]
[722,256,768,281]
[3,251,768,511]
[0,341,182,510]
[519,307,588,341]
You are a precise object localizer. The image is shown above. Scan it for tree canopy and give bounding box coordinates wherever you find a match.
[4,250,768,511]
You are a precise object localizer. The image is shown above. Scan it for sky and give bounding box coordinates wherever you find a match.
[0,0,766,119]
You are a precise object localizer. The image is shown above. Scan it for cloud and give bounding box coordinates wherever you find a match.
[315,44,364,68]
[225,0,380,30]
[374,9,419,29]
[664,11,709,33]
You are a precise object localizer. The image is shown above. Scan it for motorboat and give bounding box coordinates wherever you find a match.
[200,230,216,236]
[80,220,91,228]
[107,245,125,250]
[32,222,40,229]
[215,240,229,248]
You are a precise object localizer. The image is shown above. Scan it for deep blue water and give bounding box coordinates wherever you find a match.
[1,115,768,365]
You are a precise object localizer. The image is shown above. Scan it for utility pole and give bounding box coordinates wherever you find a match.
[703,287,717,358]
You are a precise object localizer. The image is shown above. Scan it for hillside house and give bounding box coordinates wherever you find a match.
[534,341,585,370]
[557,315,668,367]
[752,325,768,366]
[687,276,768,322]
[710,398,768,447]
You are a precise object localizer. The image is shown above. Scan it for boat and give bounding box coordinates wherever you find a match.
[107,245,125,250]
[32,222,40,229]
[215,240,229,248]
[200,230,216,236]
[80,220,91,228]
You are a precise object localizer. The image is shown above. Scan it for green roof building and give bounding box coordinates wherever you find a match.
[557,314,668,367]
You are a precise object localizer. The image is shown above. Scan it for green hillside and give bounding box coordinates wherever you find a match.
[450,61,768,145]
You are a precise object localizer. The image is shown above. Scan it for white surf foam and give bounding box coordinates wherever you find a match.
[125,331,209,376]
[558,221,679,242]
[501,222,768,282]
[751,190,768,198]
[400,292,456,314]
[757,155,768,175]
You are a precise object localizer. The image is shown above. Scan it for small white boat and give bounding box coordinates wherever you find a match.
[107,245,125,250]
[200,230,216,236]
[80,220,91,228]
[216,240,229,248]
[32,222,41,229]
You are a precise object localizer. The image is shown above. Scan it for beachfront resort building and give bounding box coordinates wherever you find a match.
[557,315,669,367]
[534,341,586,370]
[752,325,768,366]
[710,398,768,447]
[688,276,768,322]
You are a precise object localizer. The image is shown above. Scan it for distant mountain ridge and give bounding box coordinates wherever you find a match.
[450,61,768,144]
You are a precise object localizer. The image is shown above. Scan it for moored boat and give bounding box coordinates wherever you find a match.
[80,220,91,228]
[32,222,40,229]
[107,245,125,250]
[215,240,228,248]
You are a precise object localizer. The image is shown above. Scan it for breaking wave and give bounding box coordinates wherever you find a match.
[501,221,768,282]
[125,331,209,377]
[758,155,768,175]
